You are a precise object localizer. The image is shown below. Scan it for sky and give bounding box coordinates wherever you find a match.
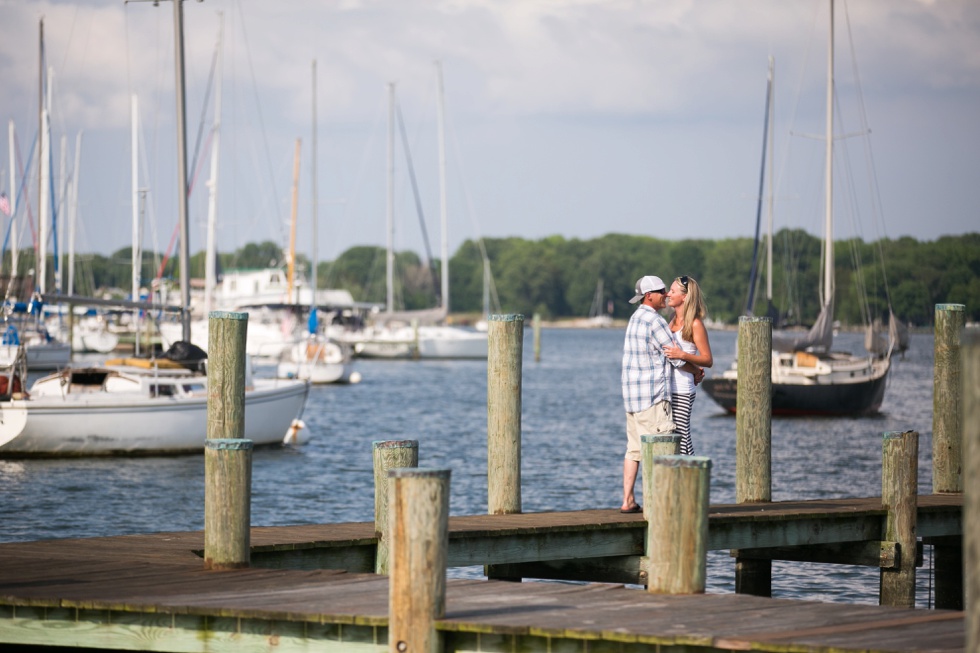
[0,0,978,268]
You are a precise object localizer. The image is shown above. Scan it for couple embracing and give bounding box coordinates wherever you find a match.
[620,275,713,514]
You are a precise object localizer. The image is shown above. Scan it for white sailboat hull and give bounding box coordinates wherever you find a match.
[0,375,309,457]
[416,326,488,359]
[276,338,359,384]
[0,341,71,371]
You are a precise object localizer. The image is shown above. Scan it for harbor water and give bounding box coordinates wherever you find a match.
[0,327,939,606]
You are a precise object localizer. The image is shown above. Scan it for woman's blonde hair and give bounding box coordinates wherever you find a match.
[675,276,707,342]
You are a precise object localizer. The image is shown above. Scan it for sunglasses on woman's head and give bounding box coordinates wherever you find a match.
[679,276,689,288]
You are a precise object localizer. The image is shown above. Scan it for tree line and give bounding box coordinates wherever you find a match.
[8,231,978,326]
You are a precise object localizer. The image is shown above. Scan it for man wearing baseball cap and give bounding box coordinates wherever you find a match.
[620,275,703,513]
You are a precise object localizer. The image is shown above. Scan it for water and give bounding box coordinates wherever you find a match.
[0,328,939,606]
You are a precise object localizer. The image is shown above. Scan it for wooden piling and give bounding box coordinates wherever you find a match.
[207,311,248,441]
[204,439,252,570]
[880,431,918,607]
[934,304,966,610]
[533,312,541,362]
[487,314,523,515]
[373,440,419,575]
[204,311,251,570]
[934,303,964,493]
[641,434,682,522]
[388,468,450,653]
[963,328,980,653]
[735,315,772,597]
[646,455,711,594]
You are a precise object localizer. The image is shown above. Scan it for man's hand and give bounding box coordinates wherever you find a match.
[693,367,705,385]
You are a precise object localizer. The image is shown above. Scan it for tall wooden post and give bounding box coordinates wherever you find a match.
[388,468,450,653]
[373,440,419,575]
[880,431,918,607]
[641,434,681,522]
[487,314,523,515]
[934,304,965,609]
[204,439,252,570]
[532,312,541,362]
[646,455,711,594]
[204,311,251,570]
[963,328,980,653]
[735,316,772,596]
[934,303,964,492]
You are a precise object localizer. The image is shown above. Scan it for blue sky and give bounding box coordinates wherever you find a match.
[1,0,977,265]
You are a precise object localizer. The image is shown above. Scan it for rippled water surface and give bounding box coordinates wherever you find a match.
[0,327,939,606]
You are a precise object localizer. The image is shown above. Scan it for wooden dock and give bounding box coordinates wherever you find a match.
[0,495,963,652]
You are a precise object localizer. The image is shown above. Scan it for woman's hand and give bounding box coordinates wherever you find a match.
[663,344,685,361]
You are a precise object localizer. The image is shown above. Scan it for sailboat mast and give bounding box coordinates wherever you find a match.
[823,0,835,308]
[39,81,50,293]
[435,61,449,315]
[37,19,43,294]
[204,16,223,317]
[766,56,775,304]
[7,120,16,276]
[386,82,395,315]
[287,139,301,302]
[131,95,141,313]
[172,0,192,341]
[311,59,318,310]
[68,131,82,297]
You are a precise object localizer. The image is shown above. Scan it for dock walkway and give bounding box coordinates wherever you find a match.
[0,495,963,652]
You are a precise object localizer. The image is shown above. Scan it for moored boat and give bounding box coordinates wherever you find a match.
[0,343,309,457]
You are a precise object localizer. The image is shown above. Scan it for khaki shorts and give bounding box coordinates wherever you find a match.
[625,400,676,462]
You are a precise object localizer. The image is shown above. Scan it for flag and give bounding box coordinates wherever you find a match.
[0,193,9,217]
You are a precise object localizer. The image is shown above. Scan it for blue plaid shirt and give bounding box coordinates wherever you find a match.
[622,304,683,413]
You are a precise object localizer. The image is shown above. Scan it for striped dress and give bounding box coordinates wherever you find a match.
[669,326,698,456]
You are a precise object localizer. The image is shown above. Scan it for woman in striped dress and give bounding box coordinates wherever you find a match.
[663,276,713,456]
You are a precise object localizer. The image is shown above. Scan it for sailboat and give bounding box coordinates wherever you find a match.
[276,60,358,384]
[339,66,487,360]
[0,9,310,456]
[0,22,71,372]
[702,2,893,416]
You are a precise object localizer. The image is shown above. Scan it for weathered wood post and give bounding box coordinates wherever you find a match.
[963,328,980,652]
[204,311,251,570]
[935,304,965,492]
[646,455,711,594]
[487,314,523,515]
[880,430,918,607]
[373,440,419,574]
[641,434,682,522]
[934,303,965,609]
[533,312,541,362]
[388,468,450,653]
[735,315,772,596]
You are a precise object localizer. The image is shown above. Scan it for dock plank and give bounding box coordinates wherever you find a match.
[0,496,964,652]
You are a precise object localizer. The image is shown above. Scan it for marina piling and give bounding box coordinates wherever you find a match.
[204,439,252,570]
[533,312,541,362]
[646,455,711,594]
[641,434,682,522]
[963,328,980,653]
[934,304,965,609]
[880,431,919,607]
[204,311,251,570]
[734,315,773,596]
[934,304,964,493]
[388,468,450,653]
[487,314,523,515]
[373,440,419,574]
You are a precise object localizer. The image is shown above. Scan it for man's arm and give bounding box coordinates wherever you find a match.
[681,361,705,385]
